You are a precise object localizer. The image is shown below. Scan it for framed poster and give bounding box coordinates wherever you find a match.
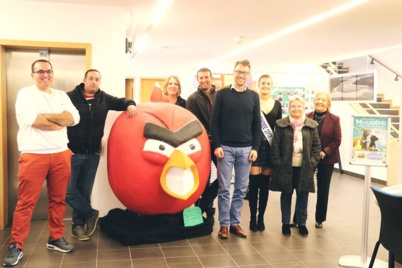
[350,115,390,167]
[211,73,223,89]
[330,70,376,101]
[272,87,305,117]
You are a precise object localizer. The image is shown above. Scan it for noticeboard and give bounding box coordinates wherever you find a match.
[350,115,390,167]
[272,87,305,117]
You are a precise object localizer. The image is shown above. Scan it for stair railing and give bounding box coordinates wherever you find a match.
[369,55,402,81]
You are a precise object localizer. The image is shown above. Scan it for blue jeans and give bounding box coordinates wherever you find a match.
[280,167,309,226]
[66,153,100,228]
[217,145,252,227]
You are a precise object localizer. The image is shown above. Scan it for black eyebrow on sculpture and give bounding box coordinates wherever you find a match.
[144,120,203,147]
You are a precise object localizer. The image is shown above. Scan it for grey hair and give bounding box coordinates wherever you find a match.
[288,95,305,107]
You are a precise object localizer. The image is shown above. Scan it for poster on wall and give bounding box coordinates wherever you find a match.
[350,115,390,167]
[272,87,305,117]
[330,70,376,101]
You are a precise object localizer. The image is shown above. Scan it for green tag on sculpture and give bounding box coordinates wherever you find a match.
[183,206,203,227]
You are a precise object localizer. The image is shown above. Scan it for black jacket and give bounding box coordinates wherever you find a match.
[175,95,187,108]
[186,85,216,136]
[67,83,136,154]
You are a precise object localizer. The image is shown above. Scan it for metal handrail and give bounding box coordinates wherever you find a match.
[369,55,402,79]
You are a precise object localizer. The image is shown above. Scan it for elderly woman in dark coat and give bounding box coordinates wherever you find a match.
[270,96,321,237]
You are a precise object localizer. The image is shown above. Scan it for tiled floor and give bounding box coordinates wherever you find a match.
[1,171,401,267]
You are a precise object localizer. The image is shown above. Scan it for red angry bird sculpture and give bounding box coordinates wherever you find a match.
[107,102,211,215]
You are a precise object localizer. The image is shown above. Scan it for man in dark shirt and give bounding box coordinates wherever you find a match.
[66,69,137,241]
[187,67,218,219]
[210,60,261,239]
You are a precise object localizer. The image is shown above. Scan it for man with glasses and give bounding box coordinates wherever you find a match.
[66,69,136,241]
[187,67,218,220]
[3,59,80,267]
[211,60,261,239]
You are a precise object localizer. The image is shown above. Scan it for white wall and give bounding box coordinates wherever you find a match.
[0,0,127,96]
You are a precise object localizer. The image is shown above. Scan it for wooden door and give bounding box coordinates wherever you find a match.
[140,77,165,103]
[125,77,134,100]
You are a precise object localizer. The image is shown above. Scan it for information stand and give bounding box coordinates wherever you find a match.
[339,115,390,268]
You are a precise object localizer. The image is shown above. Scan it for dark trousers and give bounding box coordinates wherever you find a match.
[248,174,270,221]
[285,167,309,226]
[315,163,334,223]
[66,153,100,229]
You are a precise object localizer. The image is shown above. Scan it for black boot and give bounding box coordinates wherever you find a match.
[257,174,270,231]
[250,218,258,232]
[257,215,265,231]
[248,175,259,232]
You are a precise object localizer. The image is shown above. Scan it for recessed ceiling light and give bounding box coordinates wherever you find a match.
[235,36,246,44]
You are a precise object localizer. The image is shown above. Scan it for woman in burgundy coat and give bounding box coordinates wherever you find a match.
[307,91,342,228]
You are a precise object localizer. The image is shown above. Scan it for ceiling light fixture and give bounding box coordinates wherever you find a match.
[133,34,149,52]
[395,75,399,82]
[370,58,375,64]
[128,0,172,57]
[151,0,173,26]
[235,36,246,44]
[210,0,368,63]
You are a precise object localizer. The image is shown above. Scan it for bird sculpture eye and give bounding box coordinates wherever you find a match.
[177,138,201,155]
[143,139,175,158]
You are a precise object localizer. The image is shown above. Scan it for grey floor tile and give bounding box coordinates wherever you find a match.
[97,248,131,261]
[97,260,133,268]
[271,263,309,268]
[130,247,164,259]
[198,254,237,267]
[165,256,203,267]
[260,251,300,264]
[61,262,97,268]
[191,244,227,256]
[230,252,269,266]
[162,246,196,258]
[131,258,168,267]
[61,250,97,263]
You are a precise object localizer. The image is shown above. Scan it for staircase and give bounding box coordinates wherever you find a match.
[358,94,400,141]
[320,61,350,75]
[319,61,400,142]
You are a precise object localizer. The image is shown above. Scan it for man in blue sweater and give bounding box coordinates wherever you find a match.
[210,60,261,239]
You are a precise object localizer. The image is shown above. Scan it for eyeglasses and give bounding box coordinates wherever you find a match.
[234,70,250,76]
[33,70,53,75]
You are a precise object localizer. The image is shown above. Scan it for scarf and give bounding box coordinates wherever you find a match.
[289,114,305,153]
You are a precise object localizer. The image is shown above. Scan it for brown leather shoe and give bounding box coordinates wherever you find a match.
[230,225,247,238]
[218,226,229,239]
